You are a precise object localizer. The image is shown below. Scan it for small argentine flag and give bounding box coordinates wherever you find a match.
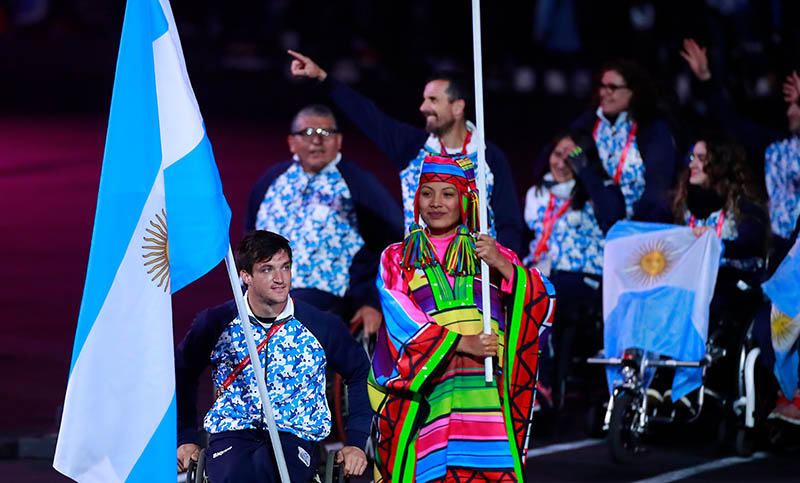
[53,0,231,481]
[762,236,800,398]
[603,221,723,401]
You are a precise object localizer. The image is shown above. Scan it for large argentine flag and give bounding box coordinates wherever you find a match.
[762,237,800,398]
[53,0,231,481]
[603,221,723,401]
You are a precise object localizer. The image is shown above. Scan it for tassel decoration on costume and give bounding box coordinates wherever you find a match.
[444,225,478,276]
[401,223,437,270]
[463,190,480,234]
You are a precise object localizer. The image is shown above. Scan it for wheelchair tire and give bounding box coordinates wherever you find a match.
[584,402,606,438]
[609,391,643,464]
[735,427,755,457]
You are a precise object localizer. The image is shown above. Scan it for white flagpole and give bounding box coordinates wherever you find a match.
[471,0,493,383]
[224,246,290,483]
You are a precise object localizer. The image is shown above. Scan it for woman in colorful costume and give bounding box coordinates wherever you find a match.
[369,154,556,482]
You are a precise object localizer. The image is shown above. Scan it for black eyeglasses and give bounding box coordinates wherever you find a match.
[598,83,629,92]
[291,127,339,138]
[688,153,709,163]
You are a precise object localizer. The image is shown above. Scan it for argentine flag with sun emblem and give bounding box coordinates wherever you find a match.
[54,0,231,481]
[603,221,723,401]
[762,236,800,398]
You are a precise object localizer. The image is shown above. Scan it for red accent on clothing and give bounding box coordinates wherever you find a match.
[592,118,639,184]
[439,129,472,156]
[532,193,570,261]
[216,319,287,398]
[689,210,725,238]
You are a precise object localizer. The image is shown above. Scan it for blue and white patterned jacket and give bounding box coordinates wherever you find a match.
[570,108,676,222]
[322,77,525,254]
[694,77,800,240]
[764,136,800,239]
[523,176,612,275]
[176,297,372,449]
[593,109,646,219]
[245,156,403,309]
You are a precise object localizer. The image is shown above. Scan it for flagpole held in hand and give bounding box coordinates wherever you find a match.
[471,0,493,383]
[224,246,290,483]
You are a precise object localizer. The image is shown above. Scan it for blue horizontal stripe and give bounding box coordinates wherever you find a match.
[164,133,231,293]
[420,162,466,177]
[415,441,515,481]
[606,220,678,242]
[605,286,705,400]
[70,0,167,372]
[763,251,800,318]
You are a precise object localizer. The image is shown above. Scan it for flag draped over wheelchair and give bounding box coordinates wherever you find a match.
[603,221,723,401]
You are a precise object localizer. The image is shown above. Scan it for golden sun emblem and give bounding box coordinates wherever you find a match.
[142,209,170,292]
[623,239,679,286]
[771,305,800,351]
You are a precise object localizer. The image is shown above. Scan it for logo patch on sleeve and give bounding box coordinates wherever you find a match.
[298,445,311,467]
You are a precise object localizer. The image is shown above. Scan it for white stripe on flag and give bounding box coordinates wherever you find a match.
[54,175,173,482]
[153,15,203,168]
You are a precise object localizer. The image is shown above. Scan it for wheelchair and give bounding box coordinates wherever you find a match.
[178,430,348,483]
[587,273,774,463]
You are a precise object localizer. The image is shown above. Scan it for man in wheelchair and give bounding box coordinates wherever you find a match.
[175,231,371,481]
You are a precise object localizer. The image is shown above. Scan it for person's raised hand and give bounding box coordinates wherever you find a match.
[177,443,200,473]
[288,50,327,81]
[680,38,711,81]
[782,70,800,105]
[336,446,368,477]
[457,333,498,357]
[566,146,589,173]
[692,225,711,238]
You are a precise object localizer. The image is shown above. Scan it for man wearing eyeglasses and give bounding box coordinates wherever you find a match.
[287,50,524,256]
[244,104,403,336]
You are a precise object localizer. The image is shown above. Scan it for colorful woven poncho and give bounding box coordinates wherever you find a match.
[370,155,556,481]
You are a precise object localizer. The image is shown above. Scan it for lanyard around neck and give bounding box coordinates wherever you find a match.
[439,129,472,156]
[216,319,288,398]
[533,192,570,261]
[593,117,638,184]
[689,210,725,238]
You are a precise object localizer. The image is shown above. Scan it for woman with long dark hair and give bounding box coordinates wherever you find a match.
[672,132,768,308]
[671,133,768,405]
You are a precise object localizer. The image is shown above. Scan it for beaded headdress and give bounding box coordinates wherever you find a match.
[401,154,480,275]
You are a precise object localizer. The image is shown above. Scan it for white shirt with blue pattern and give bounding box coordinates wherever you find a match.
[764,136,800,239]
[593,108,645,218]
[255,154,364,298]
[400,124,496,237]
[203,297,331,442]
[523,175,605,275]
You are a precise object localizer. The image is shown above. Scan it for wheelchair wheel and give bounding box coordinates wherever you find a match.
[584,401,606,438]
[608,390,643,464]
[735,427,755,457]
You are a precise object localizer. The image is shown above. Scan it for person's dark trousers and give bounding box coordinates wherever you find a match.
[205,429,318,483]
[538,270,603,406]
